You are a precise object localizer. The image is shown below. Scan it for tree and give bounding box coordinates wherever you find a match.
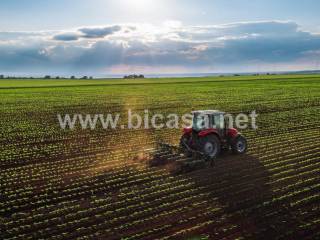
[81,76,88,79]
[0,75,4,79]
[124,74,145,79]
[44,75,51,79]
[70,76,76,79]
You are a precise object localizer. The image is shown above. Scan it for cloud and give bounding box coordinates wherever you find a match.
[53,32,80,41]
[0,21,320,75]
[79,25,122,38]
[52,25,122,41]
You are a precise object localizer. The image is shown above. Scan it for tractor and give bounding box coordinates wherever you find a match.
[151,110,247,172]
[179,110,247,158]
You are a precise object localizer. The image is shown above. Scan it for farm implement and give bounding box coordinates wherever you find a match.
[150,110,248,172]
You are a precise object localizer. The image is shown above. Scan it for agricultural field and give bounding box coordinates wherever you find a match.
[1,74,320,239]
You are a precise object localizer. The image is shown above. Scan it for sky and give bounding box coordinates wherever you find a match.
[0,0,319,76]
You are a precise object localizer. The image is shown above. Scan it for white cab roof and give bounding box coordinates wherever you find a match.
[192,110,225,115]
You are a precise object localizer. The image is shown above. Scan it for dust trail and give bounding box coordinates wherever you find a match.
[87,95,157,176]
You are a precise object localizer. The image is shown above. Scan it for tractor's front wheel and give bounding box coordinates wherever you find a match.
[231,135,247,154]
[200,135,221,158]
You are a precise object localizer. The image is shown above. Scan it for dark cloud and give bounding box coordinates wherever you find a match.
[74,41,125,67]
[79,25,122,38]
[52,25,122,42]
[0,44,50,73]
[53,32,80,41]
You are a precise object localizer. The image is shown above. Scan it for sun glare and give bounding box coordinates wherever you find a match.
[122,0,158,12]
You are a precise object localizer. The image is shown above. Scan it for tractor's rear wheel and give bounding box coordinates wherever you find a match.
[200,135,221,158]
[231,135,247,154]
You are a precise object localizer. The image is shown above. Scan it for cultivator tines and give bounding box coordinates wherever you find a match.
[149,141,215,173]
[157,142,181,154]
[148,142,179,166]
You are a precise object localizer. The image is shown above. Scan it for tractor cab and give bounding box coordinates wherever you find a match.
[181,110,247,158]
[192,110,226,133]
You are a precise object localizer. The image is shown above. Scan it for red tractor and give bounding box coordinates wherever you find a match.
[180,110,247,158]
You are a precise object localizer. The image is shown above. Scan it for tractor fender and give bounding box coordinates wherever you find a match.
[227,128,239,139]
[198,129,220,139]
[183,127,192,136]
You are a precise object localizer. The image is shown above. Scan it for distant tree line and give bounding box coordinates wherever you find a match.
[0,75,34,79]
[123,74,145,79]
[0,75,98,79]
[0,75,96,79]
[44,75,94,79]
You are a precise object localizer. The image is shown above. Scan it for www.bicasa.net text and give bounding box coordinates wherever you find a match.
[57,110,258,130]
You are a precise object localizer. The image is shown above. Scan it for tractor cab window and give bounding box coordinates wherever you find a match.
[213,114,225,129]
[192,114,209,131]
